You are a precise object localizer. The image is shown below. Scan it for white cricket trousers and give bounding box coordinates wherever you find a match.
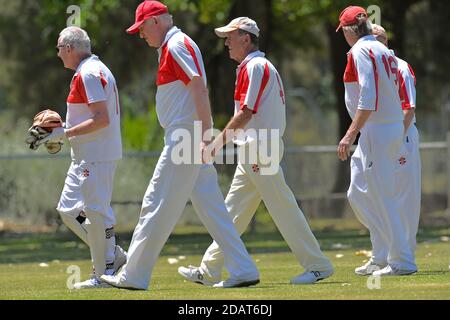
[57,160,117,227]
[367,124,421,266]
[119,125,258,289]
[56,160,118,274]
[200,142,333,280]
[398,124,421,260]
[347,122,416,270]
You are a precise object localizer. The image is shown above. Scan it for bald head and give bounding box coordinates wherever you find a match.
[371,23,388,46]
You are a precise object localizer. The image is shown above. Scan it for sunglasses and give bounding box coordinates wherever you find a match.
[56,44,67,52]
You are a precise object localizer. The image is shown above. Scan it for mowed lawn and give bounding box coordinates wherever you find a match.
[0,223,449,300]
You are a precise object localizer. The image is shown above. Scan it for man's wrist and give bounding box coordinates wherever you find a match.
[64,128,71,138]
[345,128,358,139]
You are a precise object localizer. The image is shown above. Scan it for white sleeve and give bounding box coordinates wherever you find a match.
[169,38,204,85]
[81,72,107,104]
[353,47,378,111]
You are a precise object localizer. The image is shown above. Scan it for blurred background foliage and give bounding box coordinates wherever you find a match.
[0,0,449,227]
[1,0,449,145]
[1,0,449,137]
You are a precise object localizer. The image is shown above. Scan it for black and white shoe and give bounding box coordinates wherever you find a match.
[177,265,219,286]
[290,269,334,284]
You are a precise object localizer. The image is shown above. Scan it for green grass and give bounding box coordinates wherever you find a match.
[0,224,449,300]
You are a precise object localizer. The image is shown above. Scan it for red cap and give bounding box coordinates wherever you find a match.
[126,1,169,34]
[336,6,368,32]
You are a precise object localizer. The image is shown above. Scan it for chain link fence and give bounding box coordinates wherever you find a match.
[1,138,449,229]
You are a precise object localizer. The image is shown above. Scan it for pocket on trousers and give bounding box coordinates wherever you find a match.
[78,162,102,213]
[405,135,415,154]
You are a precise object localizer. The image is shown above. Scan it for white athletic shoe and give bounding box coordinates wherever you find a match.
[354,260,387,276]
[177,265,219,286]
[73,276,111,289]
[372,265,417,277]
[100,273,144,290]
[212,278,260,288]
[290,269,334,284]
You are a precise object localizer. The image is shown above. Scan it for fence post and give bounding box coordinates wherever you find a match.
[447,132,450,213]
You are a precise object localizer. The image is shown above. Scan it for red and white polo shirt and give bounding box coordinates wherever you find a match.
[343,35,403,124]
[66,55,122,162]
[155,27,207,129]
[233,51,286,145]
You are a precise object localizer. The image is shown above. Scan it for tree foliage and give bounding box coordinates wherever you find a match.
[0,0,449,142]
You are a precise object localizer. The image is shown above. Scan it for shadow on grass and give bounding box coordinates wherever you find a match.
[412,271,450,276]
[0,226,448,265]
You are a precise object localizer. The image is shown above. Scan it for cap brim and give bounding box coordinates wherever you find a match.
[335,23,343,32]
[126,20,144,34]
[214,26,238,38]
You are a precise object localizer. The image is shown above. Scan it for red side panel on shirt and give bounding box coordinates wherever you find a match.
[253,63,270,114]
[157,44,190,86]
[408,64,416,85]
[184,37,202,77]
[100,71,108,88]
[368,49,379,112]
[275,72,285,105]
[67,73,88,104]
[343,53,358,83]
[235,65,249,109]
[398,71,411,110]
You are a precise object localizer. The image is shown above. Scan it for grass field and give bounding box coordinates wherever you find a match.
[0,221,449,300]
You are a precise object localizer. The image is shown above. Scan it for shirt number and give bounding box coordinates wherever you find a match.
[382,55,398,86]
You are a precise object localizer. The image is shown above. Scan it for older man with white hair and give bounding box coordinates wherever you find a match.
[100,1,259,290]
[43,26,126,288]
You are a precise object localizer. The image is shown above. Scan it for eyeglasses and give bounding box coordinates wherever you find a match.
[56,44,66,52]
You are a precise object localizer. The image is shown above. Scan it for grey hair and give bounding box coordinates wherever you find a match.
[342,14,373,38]
[238,29,259,48]
[158,13,173,25]
[59,26,91,54]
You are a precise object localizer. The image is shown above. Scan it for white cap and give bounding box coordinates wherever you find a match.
[215,17,260,38]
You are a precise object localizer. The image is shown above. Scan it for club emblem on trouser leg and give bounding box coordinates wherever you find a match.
[252,164,260,173]
[398,156,407,166]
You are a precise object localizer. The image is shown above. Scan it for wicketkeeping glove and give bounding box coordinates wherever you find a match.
[25,109,65,154]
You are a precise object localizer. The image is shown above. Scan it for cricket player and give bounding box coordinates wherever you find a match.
[336,6,416,276]
[370,23,421,271]
[39,26,125,288]
[178,17,334,285]
[101,1,259,290]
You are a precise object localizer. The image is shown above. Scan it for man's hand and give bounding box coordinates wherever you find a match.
[201,140,215,164]
[337,109,372,161]
[35,127,66,146]
[337,132,357,161]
